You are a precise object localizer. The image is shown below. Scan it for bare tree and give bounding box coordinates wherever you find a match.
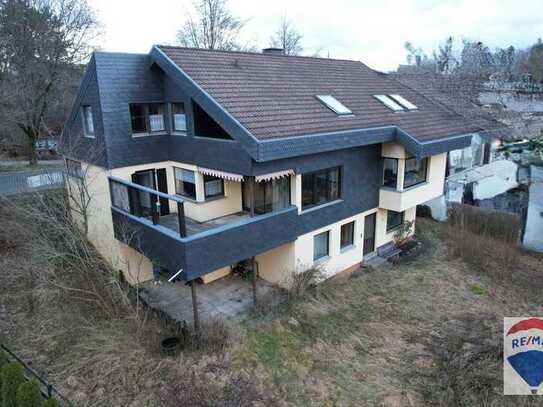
[433,36,457,74]
[0,0,100,165]
[176,0,248,51]
[269,16,303,56]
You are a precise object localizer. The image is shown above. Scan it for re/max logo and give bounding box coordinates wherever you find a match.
[512,336,543,348]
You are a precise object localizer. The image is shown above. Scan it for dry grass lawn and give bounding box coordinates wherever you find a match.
[1,193,542,406]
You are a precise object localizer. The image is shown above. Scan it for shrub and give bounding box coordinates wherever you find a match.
[393,220,414,246]
[43,398,60,407]
[283,265,325,300]
[16,380,42,407]
[0,350,9,369]
[1,362,25,407]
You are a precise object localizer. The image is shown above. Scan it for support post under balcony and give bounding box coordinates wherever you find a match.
[248,176,256,217]
[177,202,187,238]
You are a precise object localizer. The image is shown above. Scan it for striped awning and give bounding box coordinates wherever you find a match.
[255,169,295,183]
[199,167,244,182]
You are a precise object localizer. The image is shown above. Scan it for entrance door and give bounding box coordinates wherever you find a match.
[363,213,376,256]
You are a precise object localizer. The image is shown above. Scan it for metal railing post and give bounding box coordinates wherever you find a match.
[177,202,187,237]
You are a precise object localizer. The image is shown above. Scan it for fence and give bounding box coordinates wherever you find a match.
[0,168,64,195]
[1,344,73,406]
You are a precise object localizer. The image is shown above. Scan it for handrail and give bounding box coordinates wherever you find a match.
[108,175,186,205]
[1,344,73,406]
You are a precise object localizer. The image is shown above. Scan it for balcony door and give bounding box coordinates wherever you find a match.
[131,169,170,216]
[363,213,376,256]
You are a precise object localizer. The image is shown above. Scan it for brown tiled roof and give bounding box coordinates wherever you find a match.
[158,46,481,142]
[391,72,507,136]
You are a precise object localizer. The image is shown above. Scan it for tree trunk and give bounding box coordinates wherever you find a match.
[25,130,39,166]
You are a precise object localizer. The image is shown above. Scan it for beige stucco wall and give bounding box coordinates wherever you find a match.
[68,162,153,285]
[374,206,416,248]
[382,142,410,159]
[379,153,447,212]
[255,242,296,285]
[110,160,243,222]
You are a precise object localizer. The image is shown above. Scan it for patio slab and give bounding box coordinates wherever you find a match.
[138,274,280,323]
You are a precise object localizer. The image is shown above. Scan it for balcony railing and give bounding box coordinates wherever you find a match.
[109,176,188,237]
[108,176,300,280]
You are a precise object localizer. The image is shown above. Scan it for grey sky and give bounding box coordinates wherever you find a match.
[90,0,543,71]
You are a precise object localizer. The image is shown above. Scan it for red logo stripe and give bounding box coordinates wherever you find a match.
[507,318,543,336]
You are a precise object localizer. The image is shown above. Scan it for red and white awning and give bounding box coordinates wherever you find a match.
[198,167,244,182]
[255,169,295,183]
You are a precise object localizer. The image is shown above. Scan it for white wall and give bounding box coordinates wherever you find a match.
[380,153,447,212]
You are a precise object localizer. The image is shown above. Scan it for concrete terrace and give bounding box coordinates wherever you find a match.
[138,274,281,323]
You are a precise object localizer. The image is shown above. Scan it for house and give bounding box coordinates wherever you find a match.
[62,46,479,292]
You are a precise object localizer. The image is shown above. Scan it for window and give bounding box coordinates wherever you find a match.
[174,168,196,199]
[204,175,224,199]
[111,181,130,212]
[242,177,291,214]
[383,158,398,188]
[316,95,352,115]
[81,106,95,137]
[387,210,404,232]
[403,157,428,189]
[374,95,405,111]
[302,167,341,210]
[129,103,166,134]
[148,104,165,132]
[340,221,355,250]
[389,94,418,110]
[66,158,82,179]
[313,231,330,261]
[172,103,187,132]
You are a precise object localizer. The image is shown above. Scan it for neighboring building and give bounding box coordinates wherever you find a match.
[62,46,477,288]
[392,72,511,220]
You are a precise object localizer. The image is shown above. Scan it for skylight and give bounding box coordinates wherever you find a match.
[389,94,418,110]
[316,95,353,115]
[374,95,405,112]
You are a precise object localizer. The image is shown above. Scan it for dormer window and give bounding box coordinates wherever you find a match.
[374,94,418,112]
[316,95,353,116]
[171,103,187,133]
[130,103,166,135]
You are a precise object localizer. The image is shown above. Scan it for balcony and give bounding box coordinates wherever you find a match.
[108,176,299,281]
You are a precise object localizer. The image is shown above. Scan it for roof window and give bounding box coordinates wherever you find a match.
[374,95,405,111]
[316,95,353,115]
[389,94,418,110]
[374,94,418,111]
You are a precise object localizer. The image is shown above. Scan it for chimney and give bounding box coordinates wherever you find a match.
[262,47,284,56]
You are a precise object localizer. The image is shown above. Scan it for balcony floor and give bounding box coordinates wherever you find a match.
[138,274,281,323]
[159,211,250,236]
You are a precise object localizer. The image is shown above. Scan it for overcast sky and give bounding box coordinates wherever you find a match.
[89,0,543,71]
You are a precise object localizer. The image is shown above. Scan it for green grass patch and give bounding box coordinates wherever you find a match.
[469,284,485,295]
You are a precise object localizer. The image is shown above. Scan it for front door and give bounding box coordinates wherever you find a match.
[363,213,376,256]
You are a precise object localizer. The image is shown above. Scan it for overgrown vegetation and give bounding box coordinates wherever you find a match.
[1,192,541,405]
